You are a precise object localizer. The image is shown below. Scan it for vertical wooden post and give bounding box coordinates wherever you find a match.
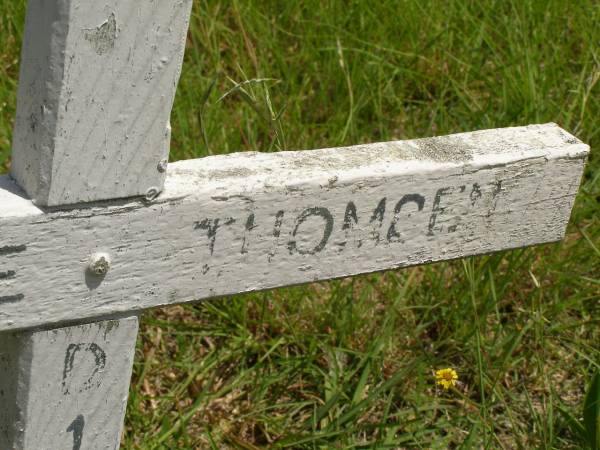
[0,318,139,449]
[2,0,193,447]
[11,0,193,206]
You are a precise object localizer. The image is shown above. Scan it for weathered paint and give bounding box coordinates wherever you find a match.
[0,316,138,450]
[0,124,589,332]
[10,0,193,206]
[5,3,189,445]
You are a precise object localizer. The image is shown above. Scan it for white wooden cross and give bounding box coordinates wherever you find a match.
[0,2,589,448]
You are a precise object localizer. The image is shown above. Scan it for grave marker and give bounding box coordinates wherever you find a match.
[0,0,590,447]
[0,123,589,332]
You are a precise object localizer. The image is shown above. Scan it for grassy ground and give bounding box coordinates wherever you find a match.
[1,0,599,448]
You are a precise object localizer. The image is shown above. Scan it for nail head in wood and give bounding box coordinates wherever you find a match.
[88,253,110,277]
[157,159,169,173]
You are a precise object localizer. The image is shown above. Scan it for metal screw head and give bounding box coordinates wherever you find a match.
[88,252,110,276]
[157,159,168,173]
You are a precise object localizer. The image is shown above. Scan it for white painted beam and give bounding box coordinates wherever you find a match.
[0,124,589,332]
[10,0,193,206]
[0,316,138,449]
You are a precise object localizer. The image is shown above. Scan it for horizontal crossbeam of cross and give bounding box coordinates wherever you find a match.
[0,123,588,332]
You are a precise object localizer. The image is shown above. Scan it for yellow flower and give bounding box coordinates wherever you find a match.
[435,368,458,390]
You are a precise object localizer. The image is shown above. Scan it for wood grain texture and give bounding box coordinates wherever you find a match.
[0,316,138,450]
[5,3,192,446]
[0,124,588,332]
[10,0,193,206]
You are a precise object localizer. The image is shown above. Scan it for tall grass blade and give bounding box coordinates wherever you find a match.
[584,371,600,450]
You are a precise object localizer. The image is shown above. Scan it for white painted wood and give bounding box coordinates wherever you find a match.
[0,123,589,332]
[10,0,193,206]
[0,316,138,449]
[5,2,193,445]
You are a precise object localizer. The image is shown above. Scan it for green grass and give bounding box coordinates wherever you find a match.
[1,0,599,448]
